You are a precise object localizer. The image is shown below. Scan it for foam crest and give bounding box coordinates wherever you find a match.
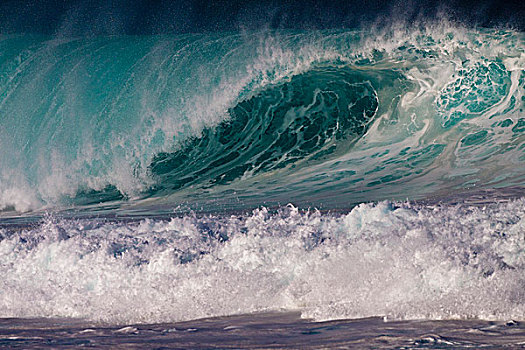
[1,199,524,323]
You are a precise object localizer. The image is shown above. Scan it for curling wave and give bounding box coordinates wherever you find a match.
[0,26,523,213]
[150,66,378,191]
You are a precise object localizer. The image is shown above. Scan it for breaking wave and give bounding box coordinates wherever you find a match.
[0,26,523,213]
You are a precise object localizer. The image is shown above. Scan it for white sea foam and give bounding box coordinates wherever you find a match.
[1,199,524,324]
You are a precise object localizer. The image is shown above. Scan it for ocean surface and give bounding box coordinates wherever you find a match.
[0,22,524,347]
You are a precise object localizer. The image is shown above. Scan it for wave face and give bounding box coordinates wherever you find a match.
[150,67,378,192]
[0,26,524,213]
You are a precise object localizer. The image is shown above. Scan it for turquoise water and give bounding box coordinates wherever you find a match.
[0,26,523,213]
[0,25,525,325]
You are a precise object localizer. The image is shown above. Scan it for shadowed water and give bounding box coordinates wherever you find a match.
[1,312,524,349]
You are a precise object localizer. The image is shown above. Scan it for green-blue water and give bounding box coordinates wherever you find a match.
[1,24,525,327]
[0,27,523,214]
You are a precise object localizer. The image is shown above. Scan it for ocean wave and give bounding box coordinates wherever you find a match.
[0,25,523,212]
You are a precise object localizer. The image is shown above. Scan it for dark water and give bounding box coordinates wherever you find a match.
[1,313,524,349]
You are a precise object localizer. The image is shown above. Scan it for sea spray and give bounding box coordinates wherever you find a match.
[1,199,524,323]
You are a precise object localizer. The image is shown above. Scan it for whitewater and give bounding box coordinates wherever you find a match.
[0,25,523,213]
[0,22,524,345]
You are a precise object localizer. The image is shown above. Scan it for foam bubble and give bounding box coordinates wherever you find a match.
[1,199,524,324]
